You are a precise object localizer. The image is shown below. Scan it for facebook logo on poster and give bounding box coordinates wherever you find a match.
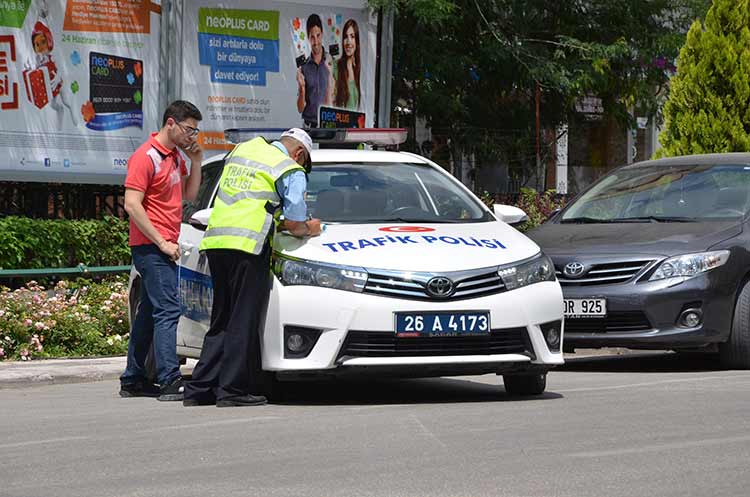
[44,158,50,167]
[64,159,70,168]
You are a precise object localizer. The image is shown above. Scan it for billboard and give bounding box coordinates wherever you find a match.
[0,0,376,183]
[181,0,377,151]
[0,0,162,184]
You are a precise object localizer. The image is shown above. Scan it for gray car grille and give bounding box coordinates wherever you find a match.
[364,266,506,301]
[556,260,655,286]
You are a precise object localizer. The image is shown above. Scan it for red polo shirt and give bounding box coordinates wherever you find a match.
[124,133,187,247]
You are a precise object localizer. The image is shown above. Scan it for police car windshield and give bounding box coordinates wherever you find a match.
[308,163,491,223]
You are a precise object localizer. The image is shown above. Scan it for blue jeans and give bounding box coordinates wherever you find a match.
[120,244,181,386]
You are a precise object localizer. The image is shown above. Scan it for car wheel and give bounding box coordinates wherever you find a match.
[258,370,286,402]
[720,281,750,369]
[502,373,547,396]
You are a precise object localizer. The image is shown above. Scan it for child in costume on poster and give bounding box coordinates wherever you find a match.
[26,0,77,126]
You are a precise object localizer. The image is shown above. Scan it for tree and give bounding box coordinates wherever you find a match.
[657,0,750,157]
[370,0,710,185]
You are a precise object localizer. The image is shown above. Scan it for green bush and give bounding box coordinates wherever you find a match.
[0,276,129,361]
[0,216,130,270]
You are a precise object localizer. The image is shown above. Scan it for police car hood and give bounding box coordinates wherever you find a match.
[273,222,541,272]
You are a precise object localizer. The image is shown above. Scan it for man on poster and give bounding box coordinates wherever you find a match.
[296,14,329,128]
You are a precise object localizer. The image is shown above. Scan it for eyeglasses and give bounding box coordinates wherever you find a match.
[176,121,200,137]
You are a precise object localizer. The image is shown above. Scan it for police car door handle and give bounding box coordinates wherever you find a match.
[180,243,194,257]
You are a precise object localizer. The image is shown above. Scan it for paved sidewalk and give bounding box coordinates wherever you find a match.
[0,356,199,389]
[0,349,642,389]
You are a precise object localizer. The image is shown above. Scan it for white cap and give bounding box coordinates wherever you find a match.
[280,127,313,155]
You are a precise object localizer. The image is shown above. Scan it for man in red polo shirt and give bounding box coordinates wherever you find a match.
[120,100,203,401]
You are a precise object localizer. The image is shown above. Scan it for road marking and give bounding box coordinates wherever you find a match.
[0,436,90,449]
[557,374,746,393]
[409,413,447,448]
[570,434,750,458]
[145,416,282,432]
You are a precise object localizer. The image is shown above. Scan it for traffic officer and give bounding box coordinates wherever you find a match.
[184,128,322,407]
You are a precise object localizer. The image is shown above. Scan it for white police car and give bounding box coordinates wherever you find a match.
[130,129,564,396]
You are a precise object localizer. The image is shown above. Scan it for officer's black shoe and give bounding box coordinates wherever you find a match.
[158,377,185,401]
[119,381,160,398]
[183,397,215,407]
[216,394,267,407]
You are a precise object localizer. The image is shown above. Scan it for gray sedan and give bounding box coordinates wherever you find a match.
[528,152,750,368]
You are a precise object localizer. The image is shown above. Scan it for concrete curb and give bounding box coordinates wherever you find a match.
[0,356,127,389]
[0,350,648,389]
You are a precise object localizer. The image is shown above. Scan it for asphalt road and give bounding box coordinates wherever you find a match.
[1,353,749,497]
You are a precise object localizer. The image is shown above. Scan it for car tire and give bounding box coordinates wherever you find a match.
[258,370,286,402]
[720,281,750,369]
[502,373,547,396]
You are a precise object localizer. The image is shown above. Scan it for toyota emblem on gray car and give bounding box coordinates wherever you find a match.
[563,262,586,278]
[426,276,455,297]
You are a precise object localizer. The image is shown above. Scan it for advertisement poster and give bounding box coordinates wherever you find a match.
[0,0,161,183]
[182,0,376,151]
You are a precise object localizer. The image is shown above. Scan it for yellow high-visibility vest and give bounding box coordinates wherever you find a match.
[199,137,304,255]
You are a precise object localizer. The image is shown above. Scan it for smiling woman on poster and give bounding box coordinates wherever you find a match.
[330,19,360,111]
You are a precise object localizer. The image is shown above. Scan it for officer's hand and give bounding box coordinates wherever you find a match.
[296,69,305,90]
[306,218,322,237]
[159,240,180,261]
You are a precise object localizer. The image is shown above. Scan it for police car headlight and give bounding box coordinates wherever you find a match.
[497,253,555,291]
[649,250,730,282]
[273,255,368,293]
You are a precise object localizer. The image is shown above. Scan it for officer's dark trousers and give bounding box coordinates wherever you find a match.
[185,244,271,401]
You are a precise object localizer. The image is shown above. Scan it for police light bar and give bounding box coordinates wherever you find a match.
[223,128,408,146]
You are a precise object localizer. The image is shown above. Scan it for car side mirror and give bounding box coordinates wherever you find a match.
[493,204,529,226]
[189,208,211,231]
[546,208,561,221]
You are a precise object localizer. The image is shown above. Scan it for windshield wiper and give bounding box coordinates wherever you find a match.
[610,216,694,223]
[560,217,620,224]
[376,217,456,223]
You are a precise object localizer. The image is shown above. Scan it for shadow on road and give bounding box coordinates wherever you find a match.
[559,351,727,373]
[263,376,564,406]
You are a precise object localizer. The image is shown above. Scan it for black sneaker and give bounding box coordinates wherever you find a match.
[158,377,185,401]
[216,394,267,407]
[119,381,160,398]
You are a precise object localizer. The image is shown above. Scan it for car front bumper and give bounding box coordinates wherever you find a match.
[562,273,734,350]
[261,279,564,377]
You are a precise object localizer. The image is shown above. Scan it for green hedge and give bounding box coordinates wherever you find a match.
[0,216,130,270]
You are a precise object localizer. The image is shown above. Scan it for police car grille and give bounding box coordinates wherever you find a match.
[363,268,506,301]
[337,328,532,358]
[555,260,654,286]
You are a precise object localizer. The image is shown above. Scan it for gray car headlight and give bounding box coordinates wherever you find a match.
[649,250,730,282]
[273,255,368,293]
[497,253,556,291]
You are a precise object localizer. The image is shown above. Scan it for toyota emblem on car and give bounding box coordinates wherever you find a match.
[426,276,455,297]
[563,262,586,278]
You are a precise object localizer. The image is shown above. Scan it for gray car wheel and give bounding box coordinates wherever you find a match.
[720,280,750,369]
[502,372,547,396]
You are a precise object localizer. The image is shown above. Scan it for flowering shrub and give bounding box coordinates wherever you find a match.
[0,276,129,361]
[481,188,567,232]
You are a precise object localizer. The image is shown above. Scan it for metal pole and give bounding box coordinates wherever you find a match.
[535,81,542,190]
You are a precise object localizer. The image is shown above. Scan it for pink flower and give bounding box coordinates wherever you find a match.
[23,318,32,327]
[34,322,44,330]
[0,347,5,358]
